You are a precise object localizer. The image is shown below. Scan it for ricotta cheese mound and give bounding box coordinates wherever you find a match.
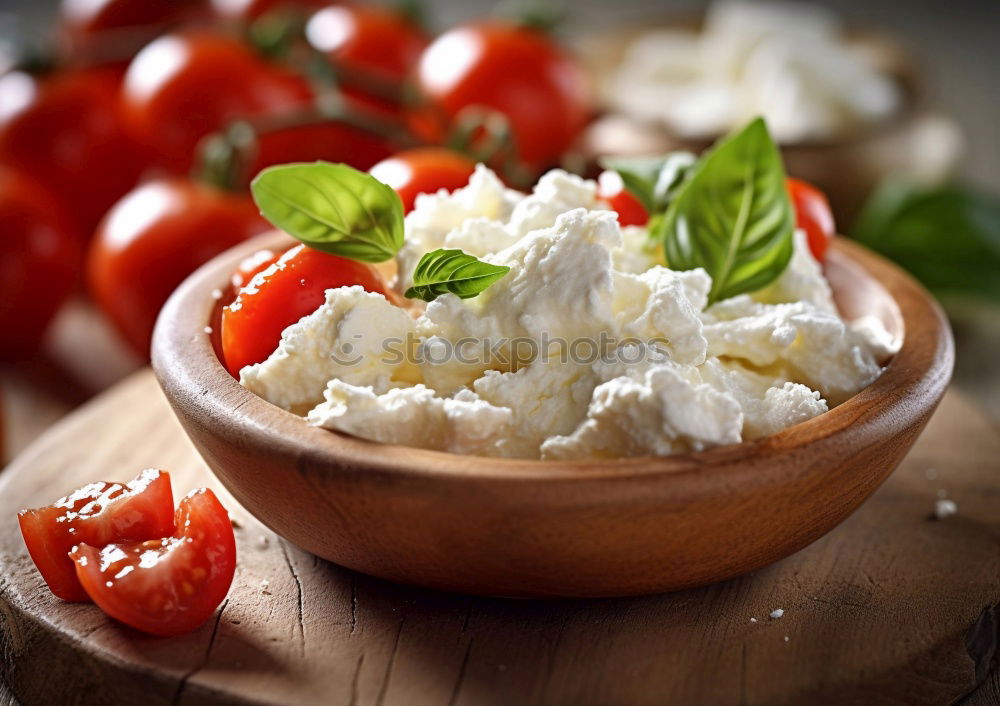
[604,1,902,143]
[240,167,898,459]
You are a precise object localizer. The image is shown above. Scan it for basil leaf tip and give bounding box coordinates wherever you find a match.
[657,117,794,305]
[251,161,404,263]
[404,249,511,302]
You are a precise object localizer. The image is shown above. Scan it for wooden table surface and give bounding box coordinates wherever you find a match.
[1,370,998,706]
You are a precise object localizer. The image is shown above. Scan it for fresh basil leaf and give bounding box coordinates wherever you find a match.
[851,180,1000,301]
[599,152,696,214]
[404,249,511,302]
[656,118,794,304]
[251,161,404,263]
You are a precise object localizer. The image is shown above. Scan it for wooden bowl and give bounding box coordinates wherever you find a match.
[152,233,953,598]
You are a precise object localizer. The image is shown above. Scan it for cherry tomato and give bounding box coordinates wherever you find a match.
[120,31,313,174]
[58,0,208,61]
[18,469,175,602]
[70,487,236,636]
[250,120,395,181]
[597,170,649,227]
[232,248,279,290]
[416,22,590,168]
[88,179,270,357]
[221,244,390,376]
[787,177,836,261]
[0,168,81,359]
[369,148,477,213]
[0,67,145,239]
[211,0,328,20]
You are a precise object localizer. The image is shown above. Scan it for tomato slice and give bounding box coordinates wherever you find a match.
[786,177,836,261]
[597,170,649,227]
[220,244,391,377]
[370,148,477,213]
[70,488,236,637]
[18,469,174,602]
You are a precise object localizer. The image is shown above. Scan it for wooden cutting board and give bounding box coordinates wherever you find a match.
[0,370,997,706]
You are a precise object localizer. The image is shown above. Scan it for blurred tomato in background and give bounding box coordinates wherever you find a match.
[120,30,313,174]
[0,167,80,358]
[88,179,269,356]
[0,66,145,239]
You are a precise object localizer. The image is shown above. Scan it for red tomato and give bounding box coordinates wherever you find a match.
[369,148,477,213]
[250,120,395,181]
[18,469,175,602]
[232,248,279,290]
[0,168,81,358]
[597,170,649,227]
[0,67,145,239]
[120,31,313,174]
[787,177,835,260]
[307,4,427,82]
[415,22,590,168]
[306,4,427,116]
[211,0,328,20]
[70,487,236,636]
[88,179,270,357]
[58,0,208,61]
[220,244,390,376]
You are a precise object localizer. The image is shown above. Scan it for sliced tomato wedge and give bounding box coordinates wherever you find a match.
[18,469,174,602]
[70,488,236,637]
[220,244,392,377]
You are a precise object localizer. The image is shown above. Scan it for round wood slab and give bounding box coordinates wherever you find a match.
[1,370,998,706]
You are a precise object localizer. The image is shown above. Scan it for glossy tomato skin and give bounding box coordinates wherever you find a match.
[121,31,313,174]
[787,177,836,261]
[221,244,390,376]
[369,148,477,213]
[597,170,649,227]
[18,469,175,602]
[88,179,270,357]
[0,67,145,239]
[0,168,81,359]
[71,488,236,636]
[416,22,590,168]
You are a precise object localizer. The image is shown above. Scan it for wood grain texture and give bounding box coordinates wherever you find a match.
[151,234,953,597]
[0,371,997,705]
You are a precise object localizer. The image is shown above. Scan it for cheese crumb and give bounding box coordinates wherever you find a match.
[770,608,784,619]
[934,499,957,520]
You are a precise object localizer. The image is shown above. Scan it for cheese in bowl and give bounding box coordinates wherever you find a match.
[221,119,897,459]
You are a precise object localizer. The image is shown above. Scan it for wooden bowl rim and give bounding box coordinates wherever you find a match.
[152,233,953,482]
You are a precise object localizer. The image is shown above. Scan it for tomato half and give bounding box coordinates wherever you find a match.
[415,22,590,168]
[18,469,175,602]
[597,170,649,227]
[369,148,477,213]
[0,67,145,239]
[88,179,270,357]
[0,167,81,359]
[220,244,390,376]
[787,177,836,261]
[70,488,236,636]
[120,31,313,174]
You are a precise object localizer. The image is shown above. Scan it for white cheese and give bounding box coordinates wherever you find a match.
[242,167,893,459]
[605,1,901,142]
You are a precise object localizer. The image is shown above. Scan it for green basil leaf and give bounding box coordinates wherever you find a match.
[599,152,696,214]
[657,118,794,304]
[251,161,404,263]
[404,249,511,302]
[851,179,1000,301]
